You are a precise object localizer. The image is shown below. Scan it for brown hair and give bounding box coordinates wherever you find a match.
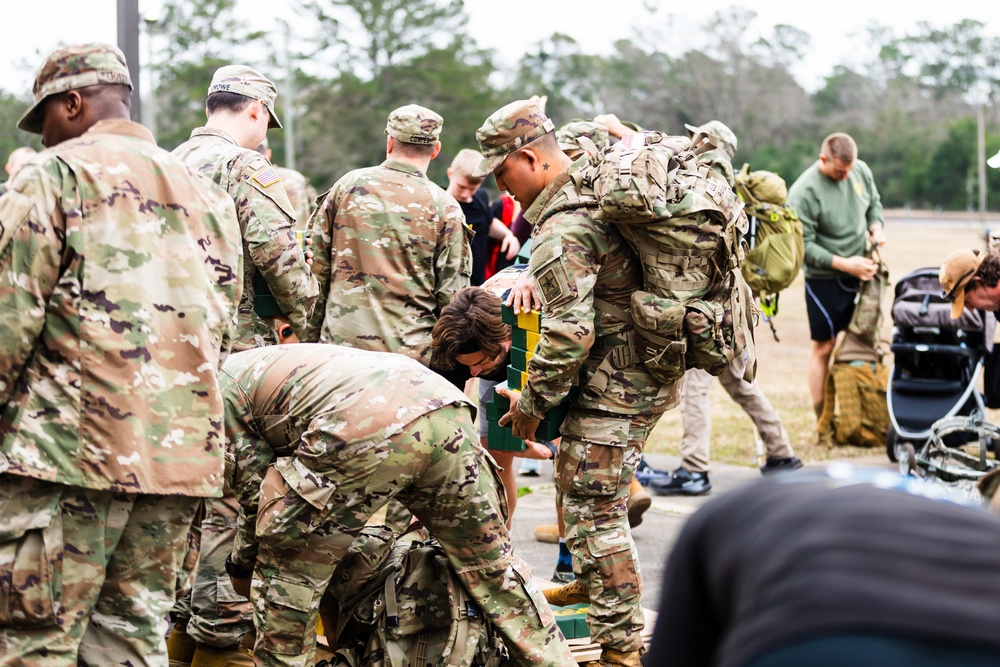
[821,132,857,164]
[977,252,1000,289]
[431,287,510,371]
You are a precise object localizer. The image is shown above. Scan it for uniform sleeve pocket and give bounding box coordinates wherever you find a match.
[531,234,577,310]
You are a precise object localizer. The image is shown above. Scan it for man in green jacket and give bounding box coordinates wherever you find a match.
[788,132,886,418]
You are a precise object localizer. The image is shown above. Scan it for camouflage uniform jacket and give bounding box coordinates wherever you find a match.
[275,166,319,231]
[220,344,473,566]
[303,159,472,364]
[0,119,243,497]
[518,158,678,419]
[172,127,318,350]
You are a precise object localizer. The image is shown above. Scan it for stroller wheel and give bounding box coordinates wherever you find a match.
[897,442,918,476]
[886,425,901,463]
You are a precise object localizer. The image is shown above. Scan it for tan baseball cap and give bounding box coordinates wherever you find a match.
[208,65,282,129]
[19,43,133,134]
[385,104,442,145]
[473,99,555,177]
[940,248,985,319]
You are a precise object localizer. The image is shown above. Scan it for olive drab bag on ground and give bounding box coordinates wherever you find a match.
[734,164,804,315]
[564,130,758,384]
[818,249,891,447]
[317,527,507,667]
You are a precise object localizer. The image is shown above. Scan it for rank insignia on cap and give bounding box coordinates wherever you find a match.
[253,167,281,188]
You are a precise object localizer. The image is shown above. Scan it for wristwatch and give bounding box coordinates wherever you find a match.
[225,554,254,579]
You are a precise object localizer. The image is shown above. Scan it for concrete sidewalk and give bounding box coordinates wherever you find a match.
[508,451,896,612]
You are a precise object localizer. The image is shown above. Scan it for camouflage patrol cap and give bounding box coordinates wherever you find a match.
[685,120,738,159]
[208,65,282,129]
[473,99,556,177]
[385,105,443,145]
[18,43,133,134]
[940,248,986,320]
[556,120,610,154]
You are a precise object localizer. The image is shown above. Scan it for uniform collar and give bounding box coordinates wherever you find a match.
[380,158,425,177]
[190,126,239,146]
[83,118,155,144]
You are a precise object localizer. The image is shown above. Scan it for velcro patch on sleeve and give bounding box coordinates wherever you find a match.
[253,167,281,188]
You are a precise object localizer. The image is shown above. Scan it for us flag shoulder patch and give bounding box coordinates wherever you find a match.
[253,167,281,188]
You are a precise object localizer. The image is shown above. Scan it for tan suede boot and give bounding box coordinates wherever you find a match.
[166,624,196,667]
[190,640,254,667]
[534,523,560,543]
[542,578,589,607]
[627,479,652,528]
[583,647,644,667]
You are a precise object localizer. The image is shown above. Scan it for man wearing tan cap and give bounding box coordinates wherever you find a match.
[0,43,242,665]
[476,99,679,667]
[941,248,1000,317]
[302,104,471,365]
[169,64,318,666]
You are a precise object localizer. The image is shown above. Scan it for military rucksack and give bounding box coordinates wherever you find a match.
[564,130,758,383]
[318,526,508,667]
[734,164,804,305]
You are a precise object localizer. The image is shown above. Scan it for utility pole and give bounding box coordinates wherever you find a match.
[281,20,296,170]
[116,0,142,124]
[978,103,986,226]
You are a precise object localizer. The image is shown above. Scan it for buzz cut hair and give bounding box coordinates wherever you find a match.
[450,149,486,180]
[206,91,254,116]
[821,132,858,165]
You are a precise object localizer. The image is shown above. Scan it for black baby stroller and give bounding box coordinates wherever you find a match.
[885,267,999,483]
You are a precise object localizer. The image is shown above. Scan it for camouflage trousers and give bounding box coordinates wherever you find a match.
[0,474,199,666]
[249,405,575,667]
[556,408,660,653]
[186,495,254,648]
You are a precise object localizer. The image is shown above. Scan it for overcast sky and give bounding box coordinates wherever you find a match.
[4,0,998,98]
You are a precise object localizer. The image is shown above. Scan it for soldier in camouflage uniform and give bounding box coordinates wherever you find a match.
[173,64,317,351]
[0,44,243,666]
[474,100,679,667]
[169,66,318,667]
[219,344,575,667]
[302,104,472,364]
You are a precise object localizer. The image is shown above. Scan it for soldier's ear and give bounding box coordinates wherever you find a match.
[520,147,540,171]
[430,141,441,160]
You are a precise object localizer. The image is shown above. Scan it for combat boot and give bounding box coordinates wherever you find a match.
[166,623,196,667]
[542,578,589,607]
[534,523,560,543]
[627,479,652,527]
[582,648,644,667]
[190,638,254,667]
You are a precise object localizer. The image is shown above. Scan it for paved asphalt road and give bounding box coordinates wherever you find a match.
[509,451,897,613]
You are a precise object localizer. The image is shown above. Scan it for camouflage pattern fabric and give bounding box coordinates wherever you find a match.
[518,158,676,654]
[385,104,443,145]
[173,126,318,351]
[186,495,254,649]
[221,344,575,667]
[302,161,471,364]
[0,475,200,665]
[518,158,678,420]
[0,119,242,496]
[556,409,657,652]
[274,167,318,231]
[556,120,610,155]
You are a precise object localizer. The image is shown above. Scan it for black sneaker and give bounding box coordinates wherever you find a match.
[649,467,712,496]
[760,456,804,476]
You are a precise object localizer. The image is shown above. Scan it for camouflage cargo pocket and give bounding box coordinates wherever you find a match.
[260,575,317,655]
[630,290,687,384]
[0,479,63,627]
[255,464,317,549]
[559,412,630,498]
[683,298,732,377]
